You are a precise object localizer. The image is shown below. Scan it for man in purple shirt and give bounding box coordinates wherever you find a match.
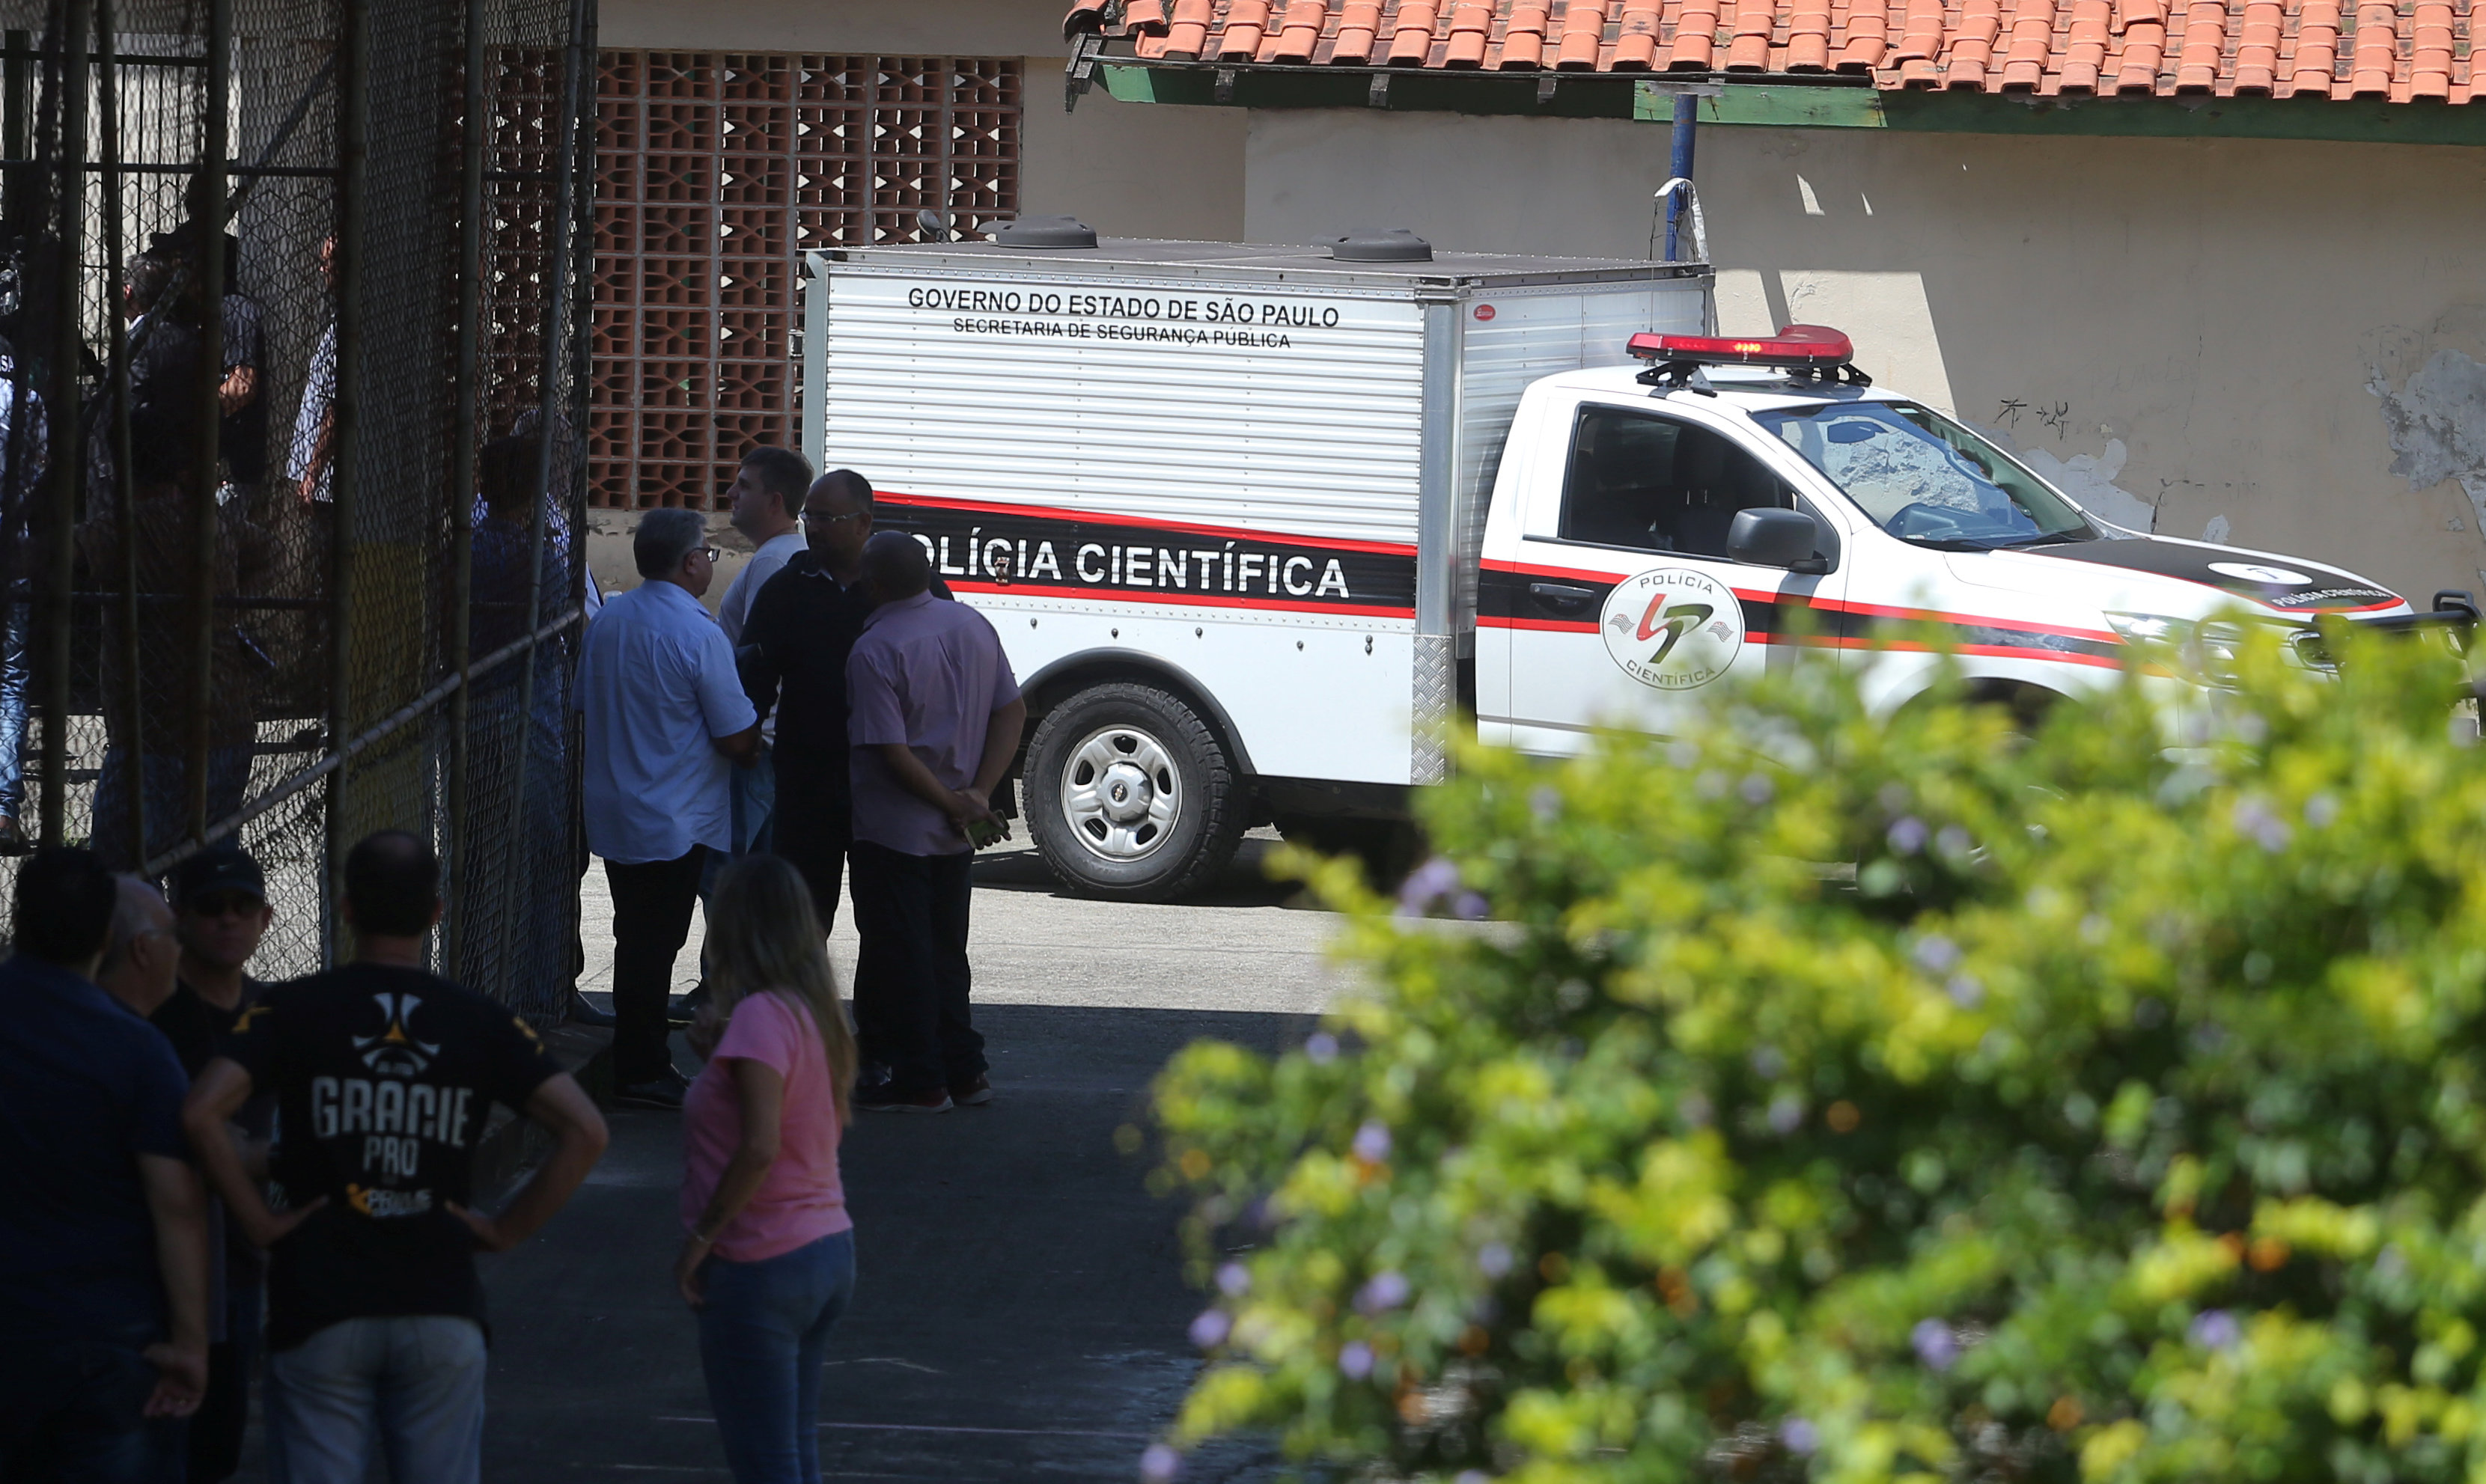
[844,533,1026,1114]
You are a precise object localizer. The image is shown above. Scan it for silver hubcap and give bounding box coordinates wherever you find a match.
[1060,724,1180,862]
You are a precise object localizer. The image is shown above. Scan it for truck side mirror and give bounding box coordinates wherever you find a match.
[1728,507,1827,572]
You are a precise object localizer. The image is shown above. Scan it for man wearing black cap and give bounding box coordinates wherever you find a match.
[148,843,274,1483]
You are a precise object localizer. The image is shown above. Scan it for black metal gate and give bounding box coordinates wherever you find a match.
[2,0,597,1019]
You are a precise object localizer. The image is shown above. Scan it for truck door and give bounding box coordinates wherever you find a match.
[1484,400,1847,753]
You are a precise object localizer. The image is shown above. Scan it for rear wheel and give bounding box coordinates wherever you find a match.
[1023,683,1247,901]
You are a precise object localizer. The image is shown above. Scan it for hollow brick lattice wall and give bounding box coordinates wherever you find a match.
[592,52,1022,512]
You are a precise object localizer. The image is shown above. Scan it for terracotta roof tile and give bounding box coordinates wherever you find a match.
[1067,0,2480,99]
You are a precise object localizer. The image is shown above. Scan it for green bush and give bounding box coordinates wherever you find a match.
[1150,622,2486,1483]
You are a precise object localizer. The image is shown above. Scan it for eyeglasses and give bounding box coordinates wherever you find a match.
[688,545,720,563]
[801,509,865,526]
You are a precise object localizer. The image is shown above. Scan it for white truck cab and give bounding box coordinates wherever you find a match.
[802,232,2431,901]
[1476,325,2417,755]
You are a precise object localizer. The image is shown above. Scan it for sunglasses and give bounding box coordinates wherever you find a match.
[183,892,264,919]
[801,509,865,526]
[687,545,720,563]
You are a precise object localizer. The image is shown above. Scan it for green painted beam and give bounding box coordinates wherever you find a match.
[1093,59,2486,147]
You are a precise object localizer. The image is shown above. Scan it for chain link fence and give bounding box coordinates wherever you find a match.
[0,0,595,1023]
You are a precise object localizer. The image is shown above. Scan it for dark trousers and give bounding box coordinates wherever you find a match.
[848,840,984,1094]
[0,1327,186,1483]
[771,782,850,934]
[604,846,708,1084]
[185,1279,259,1481]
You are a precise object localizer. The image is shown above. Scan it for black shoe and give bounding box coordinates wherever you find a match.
[950,1074,993,1107]
[565,989,616,1029]
[668,982,711,1028]
[855,1081,952,1114]
[615,1070,689,1111]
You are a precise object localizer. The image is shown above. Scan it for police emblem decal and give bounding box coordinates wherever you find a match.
[1600,568,1745,691]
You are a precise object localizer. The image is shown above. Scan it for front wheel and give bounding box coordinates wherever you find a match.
[1023,683,1247,901]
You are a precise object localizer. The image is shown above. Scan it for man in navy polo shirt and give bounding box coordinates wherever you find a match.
[0,846,211,1479]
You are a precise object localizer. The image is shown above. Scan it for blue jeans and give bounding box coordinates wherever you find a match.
[0,600,28,819]
[0,1325,186,1483]
[264,1316,487,1484]
[697,1229,856,1484]
[90,744,250,870]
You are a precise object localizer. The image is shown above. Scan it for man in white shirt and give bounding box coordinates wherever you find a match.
[574,507,758,1109]
[711,446,809,862]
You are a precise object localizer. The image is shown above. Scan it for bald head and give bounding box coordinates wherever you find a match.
[861,531,931,605]
[97,875,177,1017]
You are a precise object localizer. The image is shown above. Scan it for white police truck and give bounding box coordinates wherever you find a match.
[802,221,2433,900]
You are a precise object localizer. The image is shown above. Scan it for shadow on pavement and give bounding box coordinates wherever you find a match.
[972,834,1329,913]
[466,1002,1310,1481]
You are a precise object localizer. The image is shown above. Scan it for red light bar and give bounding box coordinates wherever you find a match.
[1627,324,1854,367]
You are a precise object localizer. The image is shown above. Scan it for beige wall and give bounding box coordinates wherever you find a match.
[1244,109,2486,602]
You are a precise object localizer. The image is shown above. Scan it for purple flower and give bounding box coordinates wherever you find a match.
[1913,934,1961,974]
[1188,1309,1230,1348]
[1216,1262,1251,1297]
[1359,1271,1411,1313]
[2232,796,2292,852]
[1140,1442,1183,1481]
[1767,1094,1805,1135]
[1304,1033,1338,1065]
[1887,816,1929,855]
[1678,1091,1713,1128]
[1946,974,1985,1009]
[1352,1122,1392,1163]
[2189,1309,2240,1350]
[1912,1319,1958,1371]
[1456,1473,1491,1484]
[1338,1340,1374,1379]
[1477,1242,1514,1279]
[1936,825,1974,858]
[1780,1417,1821,1456]
[1529,785,1562,822]
[2304,793,2339,828]
[1740,772,1776,805]
[1398,857,1462,915]
[1451,891,1490,921]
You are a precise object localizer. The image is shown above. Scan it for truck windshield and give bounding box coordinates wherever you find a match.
[1753,400,2097,551]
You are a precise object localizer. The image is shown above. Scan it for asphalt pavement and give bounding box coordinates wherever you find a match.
[239,833,1337,1481]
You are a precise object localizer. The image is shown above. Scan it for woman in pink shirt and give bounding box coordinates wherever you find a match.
[676,855,859,1484]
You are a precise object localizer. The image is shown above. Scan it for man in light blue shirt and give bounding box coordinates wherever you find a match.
[575,507,758,1108]
[710,445,811,865]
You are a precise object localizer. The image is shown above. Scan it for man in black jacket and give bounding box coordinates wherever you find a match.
[737,469,947,932]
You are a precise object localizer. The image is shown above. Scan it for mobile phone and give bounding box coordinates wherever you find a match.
[967,815,1009,849]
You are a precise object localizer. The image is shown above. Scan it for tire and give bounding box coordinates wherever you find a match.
[1274,813,1423,889]
[1023,682,1248,901]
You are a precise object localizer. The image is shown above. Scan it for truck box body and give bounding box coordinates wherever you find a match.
[804,239,1709,790]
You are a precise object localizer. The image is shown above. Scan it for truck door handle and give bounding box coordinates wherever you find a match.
[1529,582,1599,614]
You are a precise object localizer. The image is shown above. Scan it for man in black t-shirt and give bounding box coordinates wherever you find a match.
[182,831,607,1484]
[147,843,275,1483]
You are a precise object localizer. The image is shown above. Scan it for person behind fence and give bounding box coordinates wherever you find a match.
[845,532,1025,1115]
[154,219,269,516]
[0,846,210,1480]
[77,371,275,869]
[676,853,859,1484]
[182,830,609,1484]
[459,433,573,1014]
[738,469,951,937]
[150,843,278,1484]
[713,445,811,865]
[578,507,760,1111]
[0,332,46,852]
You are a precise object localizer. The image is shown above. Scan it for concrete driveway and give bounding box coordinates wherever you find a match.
[486,833,1338,1481]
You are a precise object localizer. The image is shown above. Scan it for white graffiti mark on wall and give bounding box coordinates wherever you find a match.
[2370,348,2486,531]
[2008,436,2158,534]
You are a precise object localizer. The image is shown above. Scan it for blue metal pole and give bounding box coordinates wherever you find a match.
[1664,91,1698,260]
